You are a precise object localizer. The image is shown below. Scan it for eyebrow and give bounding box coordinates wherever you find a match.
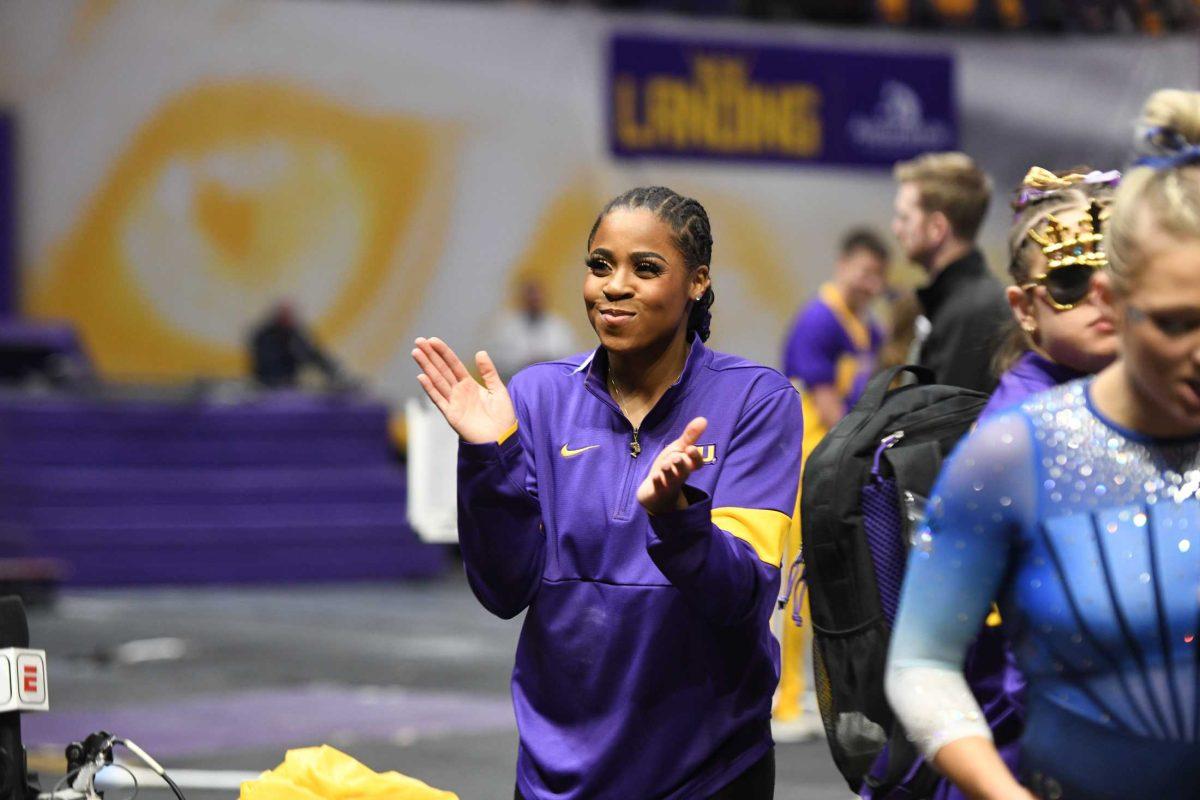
[588,248,668,262]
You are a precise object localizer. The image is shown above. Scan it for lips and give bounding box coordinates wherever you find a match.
[598,308,636,327]
[1183,378,1200,410]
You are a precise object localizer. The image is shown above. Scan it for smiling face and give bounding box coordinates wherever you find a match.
[584,207,709,357]
[1110,223,1200,434]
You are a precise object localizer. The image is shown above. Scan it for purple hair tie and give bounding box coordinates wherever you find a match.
[1134,147,1200,170]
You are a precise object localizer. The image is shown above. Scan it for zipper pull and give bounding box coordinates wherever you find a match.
[630,428,641,458]
[777,551,806,627]
[870,429,905,480]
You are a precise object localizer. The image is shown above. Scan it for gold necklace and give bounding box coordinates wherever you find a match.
[608,366,684,458]
[608,375,642,458]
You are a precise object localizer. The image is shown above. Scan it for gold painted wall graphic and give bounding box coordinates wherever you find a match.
[13,0,1130,395]
[28,81,457,380]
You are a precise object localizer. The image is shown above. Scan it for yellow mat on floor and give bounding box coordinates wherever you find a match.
[239,745,459,800]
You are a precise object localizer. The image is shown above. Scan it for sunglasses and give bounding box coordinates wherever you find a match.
[1020,262,1099,311]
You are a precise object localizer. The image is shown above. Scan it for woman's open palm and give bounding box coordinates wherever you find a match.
[412,337,516,444]
[638,416,708,515]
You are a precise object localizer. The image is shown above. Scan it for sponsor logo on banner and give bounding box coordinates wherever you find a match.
[847,81,954,152]
[608,33,956,168]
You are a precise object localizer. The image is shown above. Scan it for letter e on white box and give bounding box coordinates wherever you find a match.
[0,649,49,711]
[16,653,45,704]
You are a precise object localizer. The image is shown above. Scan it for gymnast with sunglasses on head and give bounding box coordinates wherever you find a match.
[982,166,1121,421]
[885,89,1200,800]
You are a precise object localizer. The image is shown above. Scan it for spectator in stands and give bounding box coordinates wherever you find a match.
[520,0,1198,30]
[248,301,342,389]
[873,0,1198,31]
[488,277,580,380]
[892,152,1010,394]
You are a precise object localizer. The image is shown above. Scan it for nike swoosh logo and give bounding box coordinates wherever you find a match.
[560,443,600,458]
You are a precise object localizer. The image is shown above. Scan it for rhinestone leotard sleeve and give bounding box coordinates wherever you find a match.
[885,411,1038,759]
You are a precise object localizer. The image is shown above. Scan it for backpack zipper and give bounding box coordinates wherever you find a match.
[871,430,905,479]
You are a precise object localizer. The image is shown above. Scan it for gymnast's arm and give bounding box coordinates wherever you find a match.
[885,411,1038,800]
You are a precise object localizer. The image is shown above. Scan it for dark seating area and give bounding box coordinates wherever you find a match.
[518,0,1200,31]
[0,389,446,586]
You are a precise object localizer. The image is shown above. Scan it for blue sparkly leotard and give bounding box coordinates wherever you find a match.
[886,379,1200,800]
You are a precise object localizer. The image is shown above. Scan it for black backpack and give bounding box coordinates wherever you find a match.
[797,365,989,797]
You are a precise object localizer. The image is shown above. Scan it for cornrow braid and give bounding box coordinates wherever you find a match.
[587,186,716,342]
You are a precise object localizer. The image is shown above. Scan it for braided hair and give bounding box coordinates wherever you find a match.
[586,186,715,342]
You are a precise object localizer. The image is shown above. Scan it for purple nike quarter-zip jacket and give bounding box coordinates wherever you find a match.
[457,336,803,799]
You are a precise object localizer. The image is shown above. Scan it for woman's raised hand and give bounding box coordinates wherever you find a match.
[638,417,708,515]
[412,337,517,444]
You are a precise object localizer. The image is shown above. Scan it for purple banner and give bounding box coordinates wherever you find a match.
[608,33,956,169]
[0,111,13,315]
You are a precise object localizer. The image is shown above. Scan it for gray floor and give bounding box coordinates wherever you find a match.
[26,574,854,799]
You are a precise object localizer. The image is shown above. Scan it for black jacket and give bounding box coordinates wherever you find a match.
[916,249,1010,395]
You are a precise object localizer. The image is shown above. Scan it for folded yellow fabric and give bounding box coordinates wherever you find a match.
[239,745,459,800]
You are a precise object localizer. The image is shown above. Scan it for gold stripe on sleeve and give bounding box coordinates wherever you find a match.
[711,506,792,567]
[497,421,519,445]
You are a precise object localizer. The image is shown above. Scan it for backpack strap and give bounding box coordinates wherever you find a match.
[855,365,936,414]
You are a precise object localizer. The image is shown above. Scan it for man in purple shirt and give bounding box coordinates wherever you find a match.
[782,228,889,457]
